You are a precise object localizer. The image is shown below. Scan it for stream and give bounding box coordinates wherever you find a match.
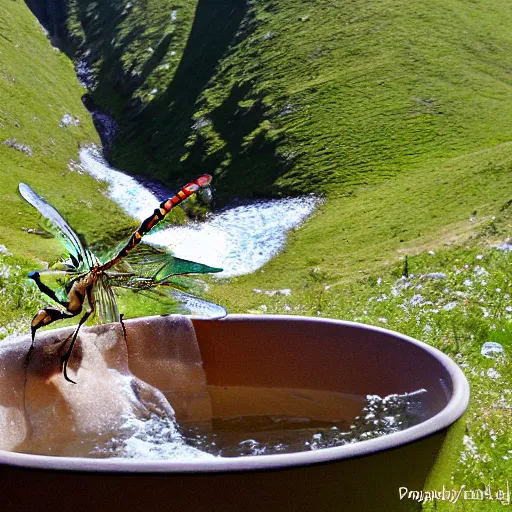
[75,55,319,277]
[79,147,319,277]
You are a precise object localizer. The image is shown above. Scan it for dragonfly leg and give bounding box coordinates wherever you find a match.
[61,309,93,384]
[30,306,76,344]
[119,313,127,341]
[62,286,96,384]
[28,271,69,308]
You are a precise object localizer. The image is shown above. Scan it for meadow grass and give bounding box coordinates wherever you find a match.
[207,209,512,509]
[0,1,136,262]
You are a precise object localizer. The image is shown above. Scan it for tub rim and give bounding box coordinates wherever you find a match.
[0,314,469,473]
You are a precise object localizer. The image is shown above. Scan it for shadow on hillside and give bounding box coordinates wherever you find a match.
[139,31,174,84]
[118,0,250,168]
[24,0,69,47]
[183,82,292,201]
[71,1,138,98]
[114,0,291,201]
[25,0,293,201]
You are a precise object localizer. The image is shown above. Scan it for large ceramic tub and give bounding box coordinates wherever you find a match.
[0,315,469,512]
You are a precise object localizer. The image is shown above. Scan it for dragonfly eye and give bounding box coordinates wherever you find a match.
[184,183,200,194]
[196,174,212,187]
[28,271,40,280]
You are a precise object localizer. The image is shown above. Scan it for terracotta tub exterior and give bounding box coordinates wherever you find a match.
[0,315,469,512]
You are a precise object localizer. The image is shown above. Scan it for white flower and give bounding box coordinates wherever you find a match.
[410,294,425,306]
[487,368,501,379]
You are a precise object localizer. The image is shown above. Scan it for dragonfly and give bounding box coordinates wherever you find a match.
[19,175,226,383]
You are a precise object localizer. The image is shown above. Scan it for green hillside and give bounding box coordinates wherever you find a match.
[0,1,135,262]
[0,1,136,332]
[64,0,512,203]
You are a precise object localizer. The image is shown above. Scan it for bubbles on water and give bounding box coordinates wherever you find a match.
[92,413,215,461]
[178,389,428,458]
[62,388,427,460]
[347,389,427,442]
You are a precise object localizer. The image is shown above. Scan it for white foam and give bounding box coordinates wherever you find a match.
[98,414,215,460]
[79,147,158,220]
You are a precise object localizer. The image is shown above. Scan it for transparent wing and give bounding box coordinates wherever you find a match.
[19,183,97,271]
[108,242,222,280]
[160,288,227,319]
[93,275,120,324]
[109,274,227,319]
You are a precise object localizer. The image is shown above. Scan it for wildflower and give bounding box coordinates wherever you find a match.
[487,368,501,379]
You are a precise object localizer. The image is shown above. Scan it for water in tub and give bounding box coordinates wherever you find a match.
[1,313,428,459]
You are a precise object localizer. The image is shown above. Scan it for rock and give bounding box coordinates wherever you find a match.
[59,114,80,127]
[496,242,512,252]
[253,288,292,297]
[2,138,32,156]
[278,103,295,117]
[21,227,46,236]
[0,245,11,256]
[481,342,505,359]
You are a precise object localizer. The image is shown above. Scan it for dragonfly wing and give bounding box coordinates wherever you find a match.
[19,183,97,270]
[109,274,226,319]
[154,255,222,280]
[109,242,223,279]
[93,275,120,324]
[161,288,227,319]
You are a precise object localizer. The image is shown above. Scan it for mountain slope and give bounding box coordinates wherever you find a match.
[0,1,134,262]
[62,0,512,203]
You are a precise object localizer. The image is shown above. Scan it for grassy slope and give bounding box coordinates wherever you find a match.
[211,142,512,310]
[0,1,135,262]
[66,0,512,202]
[0,1,136,332]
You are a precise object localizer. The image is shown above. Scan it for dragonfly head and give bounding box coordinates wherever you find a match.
[183,174,212,194]
[196,174,212,187]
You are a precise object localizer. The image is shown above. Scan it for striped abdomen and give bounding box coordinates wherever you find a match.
[101,174,212,270]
